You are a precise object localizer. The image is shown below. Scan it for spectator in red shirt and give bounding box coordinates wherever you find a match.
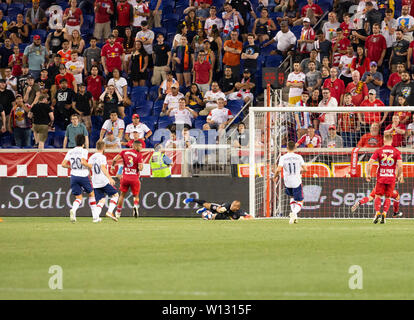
[63,0,83,38]
[93,0,114,43]
[116,0,133,38]
[345,70,368,106]
[101,35,124,77]
[387,62,405,90]
[294,0,323,26]
[86,65,104,110]
[357,122,383,148]
[360,89,386,134]
[365,23,387,67]
[339,13,355,39]
[351,46,371,78]
[384,114,406,147]
[193,50,212,95]
[55,63,77,92]
[8,45,23,77]
[394,95,412,124]
[408,39,414,72]
[332,28,350,67]
[323,67,345,105]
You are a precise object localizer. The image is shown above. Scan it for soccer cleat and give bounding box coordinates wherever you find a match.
[183,198,195,204]
[115,212,121,219]
[393,211,403,217]
[105,211,118,222]
[380,213,386,224]
[373,213,381,224]
[93,218,102,223]
[69,209,76,223]
[133,206,139,218]
[289,212,295,224]
[351,201,360,213]
[196,207,207,214]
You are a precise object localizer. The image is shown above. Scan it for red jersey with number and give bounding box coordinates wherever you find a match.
[120,149,142,178]
[370,146,402,184]
[101,42,123,72]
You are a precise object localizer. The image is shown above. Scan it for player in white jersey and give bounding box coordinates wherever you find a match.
[275,140,307,224]
[88,141,119,222]
[61,134,99,223]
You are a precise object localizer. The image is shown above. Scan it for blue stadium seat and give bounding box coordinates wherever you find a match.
[24,2,33,9]
[90,130,100,148]
[135,107,152,118]
[135,100,153,112]
[91,115,103,131]
[124,115,132,126]
[162,5,175,16]
[53,131,66,148]
[84,14,94,28]
[8,3,24,13]
[260,41,277,56]
[148,86,159,101]
[265,55,283,68]
[45,132,55,148]
[153,100,164,116]
[0,3,7,13]
[226,100,244,116]
[18,43,28,53]
[31,29,48,43]
[0,133,13,148]
[194,119,206,130]
[140,116,157,133]
[131,86,148,103]
[157,116,173,129]
[291,26,303,39]
[152,27,167,37]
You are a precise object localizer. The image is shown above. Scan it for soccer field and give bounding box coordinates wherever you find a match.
[1,217,414,300]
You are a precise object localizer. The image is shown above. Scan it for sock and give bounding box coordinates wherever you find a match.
[108,195,119,214]
[72,199,82,214]
[383,198,391,214]
[292,201,303,215]
[89,197,98,220]
[359,197,370,205]
[290,199,295,213]
[393,200,400,213]
[116,205,123,215]
[96,199,105,215]
[194,199,207,206]
[134,199,139,209]
[374,197,382,212]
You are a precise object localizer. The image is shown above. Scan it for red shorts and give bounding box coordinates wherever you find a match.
[375,182,396,198]
[370,188,399,199]
[120,176,141,195]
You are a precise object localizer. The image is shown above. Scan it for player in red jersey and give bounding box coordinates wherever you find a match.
[351,186,403,217]
[366,133,403,224]
[111,140,143,219]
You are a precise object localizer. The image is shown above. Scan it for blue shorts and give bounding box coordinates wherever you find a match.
[70,176,93,196]
[94,184,118,202]
[285,185,304,202]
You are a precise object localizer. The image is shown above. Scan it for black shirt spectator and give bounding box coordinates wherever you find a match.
[242,40,260,74]
[74,90,93,116]
[153,41,171,67]
[0,84,16,115]
[35,74,53,94]
[390,32,410,66]
[55,85,76,128]
[390,75,414,106]
[30,102,53,125]
[0,39,13,69]
[219,67,238,95]
[17,69,30,95]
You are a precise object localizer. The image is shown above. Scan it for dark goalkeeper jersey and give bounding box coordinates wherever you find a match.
[213,202,249,220]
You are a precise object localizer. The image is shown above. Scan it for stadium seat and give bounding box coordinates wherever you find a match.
[226,100,244,116]
[162,12,178,24]
[291,26,303,39]
[131,86,148,103]
[140,116,157,133]
[31,29,48,43]
[91,115,103,131]
[90,130,100,148]
[53,131,66,148]
[45,132,55,148]
[157,116,173,129]
[18,43,28,53]
[0,3,7,13]
[84,14,94,29]
[265,55,283,68]
[0,133,13,148]
[148,86,160,101]
[194,119,206,130]
[152,27,167,37]
[8,3,24,13]
[135,106,152,118]
[260,41,277,56]
[135,100,153,112]
[153,100,164,116]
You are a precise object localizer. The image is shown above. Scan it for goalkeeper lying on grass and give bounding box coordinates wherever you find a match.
[183,198,254,220]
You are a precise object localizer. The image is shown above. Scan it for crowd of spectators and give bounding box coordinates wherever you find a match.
[0,0,414,151]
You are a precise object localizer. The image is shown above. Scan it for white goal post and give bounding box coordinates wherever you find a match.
[249,104,414,218]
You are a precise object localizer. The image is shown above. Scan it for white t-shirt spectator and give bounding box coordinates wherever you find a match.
[273,30,297,52]
[129,0,149,27]
[136,29,154,54]
[204,17,223,35]
[204,90,226,109]
[207,107,233,125]
[170,108,195,127]
[125,122,150,140]
[296,134,322,148]
[107,77,128,98]
[287,71,306,98]
[381,18,397,47]
[339,55,354,79]
[102,118,125,138]
[164,92,185,110]
[322,21,341,42]
[318,97,338,124]
[66,60,84,84]
[397,15,414,37]
[5,76,17,96]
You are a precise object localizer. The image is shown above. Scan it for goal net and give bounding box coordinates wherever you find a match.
[249,102,414,219]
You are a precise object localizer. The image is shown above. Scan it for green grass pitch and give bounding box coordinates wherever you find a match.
[1,217,414,300]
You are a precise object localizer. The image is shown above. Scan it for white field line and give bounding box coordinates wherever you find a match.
[1,287,414,298]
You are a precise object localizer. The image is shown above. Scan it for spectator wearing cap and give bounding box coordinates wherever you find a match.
[23,75,41,105]
[228,69,255,104]
[55,63,77,93]
[193,50,212,95]
[166,97,198,129]
[360,89,386,134]
[389,29,410,74]
[322,125,343,148]
[162,83,185,116]
[8,94,32,147]
[294,0,323,26]
[286,62,306,105]
[295,125,322,148]
[361,61,383,97]
[63,113,89,149]
[294,91,311,139]
[28,94,53,149]
[101,35,125,78]
[124,114,152,144]
[241,33,260,75]
[93,0,114,43]
[263,22,296,58]
[26,0,48,30]
[297,18,315,60]
[223,30,243,78]
[74,83,93,133]
[365,23,387,67]
[100,110,125,142]
[23,35,48,80]
[152,33,172,86]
